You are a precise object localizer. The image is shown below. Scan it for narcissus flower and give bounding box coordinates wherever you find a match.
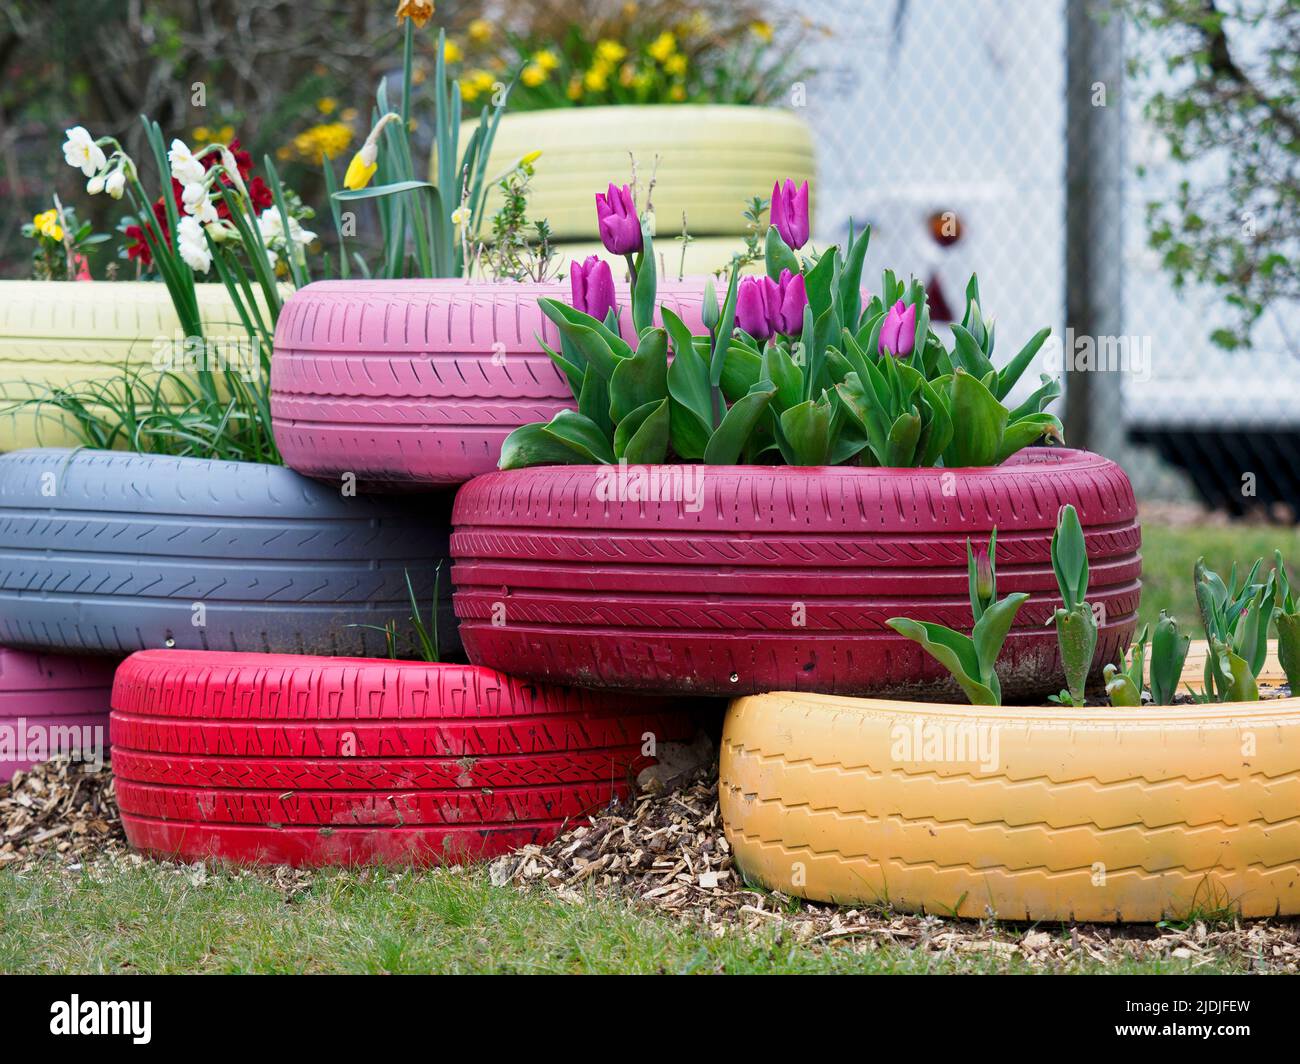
[595,40,627,64]
[648,32,677,63]
[750,21,775,42]
[32,210,63,242]
[595,183,642,255]
[534,49,560,71]
[521,63,547,87]
[443,38,463,63]
[395,0,434,27]
[468,19,492,43]
[519,150,543,166]
[344,145,379,190]
[176,215,212,274]
[62,127,106,177]
[104,170,126,199]
[450,205,472,229]
[168,139,206,185]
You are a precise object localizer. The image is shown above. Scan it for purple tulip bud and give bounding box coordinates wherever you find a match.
[775,269,808,336]
[879,299,917,357]
[595,183,643,256]
[736,276,776,342]
[570,256,617,322]
[974,543,995,606]
[770,178,810,251]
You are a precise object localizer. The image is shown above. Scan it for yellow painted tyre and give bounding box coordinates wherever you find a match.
[0,281,256,451]
[720,642,1300,922]
[465,105,814,241]
[550,237,762,279]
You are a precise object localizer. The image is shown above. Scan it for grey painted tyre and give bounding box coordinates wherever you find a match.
[0,449,457,657]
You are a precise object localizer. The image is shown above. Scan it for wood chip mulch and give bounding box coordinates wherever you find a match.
[6,757,1299,971]
[489,771,1300,972]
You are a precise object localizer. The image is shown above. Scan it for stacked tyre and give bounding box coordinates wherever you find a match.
[111,651,694,866]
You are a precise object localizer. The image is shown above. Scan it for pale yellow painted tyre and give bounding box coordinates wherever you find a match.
[464,105,815,241]
[720,642,1300,922]
[551,237,763,279]
[0,281,256,451]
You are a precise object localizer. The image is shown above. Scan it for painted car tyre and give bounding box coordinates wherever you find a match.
[270,279,707,488]
[111,650,695,867]
[0,281,257,452]
[451,449,1141,698]
[0,647,116,782]
[465,105,815,241]
[719,644,1300,922]
[0,449,455,657]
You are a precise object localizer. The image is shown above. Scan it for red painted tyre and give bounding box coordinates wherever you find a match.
[270,279,708,488]
[110,649,694,867]
[451,449,1142,698]
[0,648,116,782]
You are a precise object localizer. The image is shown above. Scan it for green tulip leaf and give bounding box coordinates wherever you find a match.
[943,369,1009,467]
[614,397,671,465]
[499,421,595,470]
[609,327,668,423]
[886,618,998,706]
[540,409,615,464]
[704,381,777,465]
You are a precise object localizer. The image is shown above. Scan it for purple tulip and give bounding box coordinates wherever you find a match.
[595,183,643,256]
[570,256,617,322]
[775,270,808,335]
[736,276,778,342]
[770,178,810,250]
[879,299,917,357]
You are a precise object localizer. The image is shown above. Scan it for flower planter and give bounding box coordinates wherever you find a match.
[0,647,117,782]
[465,105,815,241]
[450,449,1141,698]
[111,649,694,866]
[270,278,708,488]
[719,642,1299,922]
[0,281,255,452]
[0,449,455,657]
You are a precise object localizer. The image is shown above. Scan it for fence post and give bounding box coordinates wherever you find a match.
[1064,0,1126,458]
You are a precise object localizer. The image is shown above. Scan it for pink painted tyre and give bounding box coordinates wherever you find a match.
[270,279,708,488]
[451,449,1142,699]
[0,648,117,782]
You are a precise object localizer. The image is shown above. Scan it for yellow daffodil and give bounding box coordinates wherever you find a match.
[468,18,492,44]
[521,63,547,87]
[683,12,711,36]
[344,147,378,190]
[395,0,434,28]
[217,125,235,142]
[443,38,463,63]
[750,20,774,43]
[33,210,63,242]
[595,39,627,64]
[287,122,353,164]
[584,65,610,92]
[520,150,543,166]
[664,53,687,77]
[534,48,559,71]
[450,205,472,229]
[317,97,338,115]
[193,126,212,143]
[648,31,676,63]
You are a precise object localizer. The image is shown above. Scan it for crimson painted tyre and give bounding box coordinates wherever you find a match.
[0,648,117,782]
[270,279,708,488]
[451,449,1141,698]
[110,650,694,867]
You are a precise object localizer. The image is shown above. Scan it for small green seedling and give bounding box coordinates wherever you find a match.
[1272,551,1300,694]
[1048,503,1097,706]
[1148,609,1191,705]
[887,530,1029,706]
[1195,556,1273,702]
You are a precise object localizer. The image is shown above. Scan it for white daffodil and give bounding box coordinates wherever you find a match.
[168,139,206,185]
[451,206,472,229]
[104,170,126,200]
[86,174,106,195]
[63,127,106,178]
[177,215,212,274]
[258,208,315,247]
[181,181,219,225]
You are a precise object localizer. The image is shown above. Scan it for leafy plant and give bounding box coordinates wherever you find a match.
[499,177,1063,473]
[1149,609,1192,705]
[1270,551,1300,695]
[1104,624,1149,707]
[474,154,559,282]
[334,25,510,278]
[1195,556,1275,702]
[1048,504,1098,706]
[886,531,1029,706]
[348,564,444,663]
[22,200,108,280]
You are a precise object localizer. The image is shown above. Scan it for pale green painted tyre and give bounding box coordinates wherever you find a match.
[0,281,254,451]
[463,105,815,241]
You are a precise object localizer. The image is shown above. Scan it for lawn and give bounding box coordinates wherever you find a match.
[3,516,1298,976]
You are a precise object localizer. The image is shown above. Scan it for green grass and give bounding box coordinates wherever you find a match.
[0,861,1243,975]
[1136,521,1300,630]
